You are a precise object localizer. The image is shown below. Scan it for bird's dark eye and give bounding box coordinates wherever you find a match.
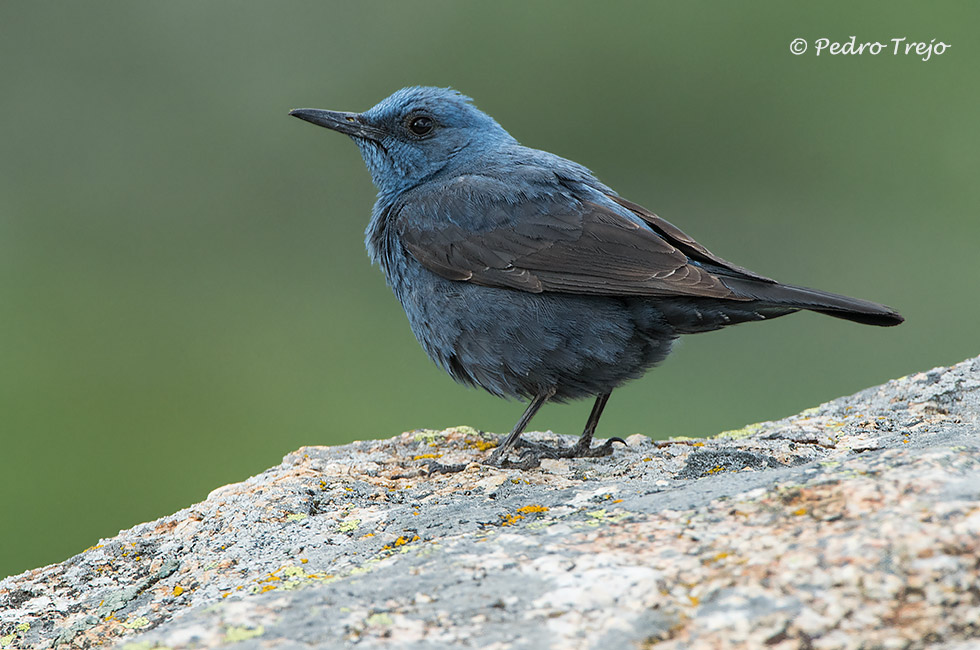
[407,115,434,136]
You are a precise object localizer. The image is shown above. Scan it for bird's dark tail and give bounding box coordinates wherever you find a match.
[722,277,904,327]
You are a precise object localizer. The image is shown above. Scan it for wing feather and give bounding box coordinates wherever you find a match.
[396,177,745,299]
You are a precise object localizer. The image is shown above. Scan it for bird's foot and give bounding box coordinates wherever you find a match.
[513,438,564,454]
[423,460,468,475]
[485,448,544,470]
[561,436,627,458]
[517,436,627,459]
[488,436,627,468]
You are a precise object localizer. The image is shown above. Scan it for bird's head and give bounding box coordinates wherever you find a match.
[291,86,513,197]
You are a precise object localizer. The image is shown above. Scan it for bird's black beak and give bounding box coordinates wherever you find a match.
[289,108,383,141]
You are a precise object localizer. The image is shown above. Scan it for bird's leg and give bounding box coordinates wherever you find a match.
[513,395,607,455]
[509,392,625,464]
[521,392,622,460]
[485,389,554,467]
[429,388,621,474]
[573,392,610,451]
[425,389,553,474]
[565,392,625,457]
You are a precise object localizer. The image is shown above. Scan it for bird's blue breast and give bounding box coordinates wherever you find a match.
[363,192,675,401]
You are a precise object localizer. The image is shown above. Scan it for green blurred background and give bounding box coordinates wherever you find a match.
[1,1,977,579]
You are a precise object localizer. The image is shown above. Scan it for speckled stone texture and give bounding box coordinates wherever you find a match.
[2,356,979,649]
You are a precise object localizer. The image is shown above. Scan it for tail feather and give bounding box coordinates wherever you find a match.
[722,277,904,327]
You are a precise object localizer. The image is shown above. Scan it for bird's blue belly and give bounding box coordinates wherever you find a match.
[382,246,675,401]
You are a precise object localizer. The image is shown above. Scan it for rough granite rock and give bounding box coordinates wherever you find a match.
[2,356,980,649]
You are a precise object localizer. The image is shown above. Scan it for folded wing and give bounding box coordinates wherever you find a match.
[396,176,744,300]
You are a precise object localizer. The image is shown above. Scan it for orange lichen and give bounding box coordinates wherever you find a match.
[500,504,549,526]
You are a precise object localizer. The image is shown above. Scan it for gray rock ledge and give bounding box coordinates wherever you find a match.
[2,356,979,649]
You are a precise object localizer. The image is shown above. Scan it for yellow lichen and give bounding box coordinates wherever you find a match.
[465,438,497,451]
[172,585,184,597]
[413,429,445,444]
[337,518,360,533]
[715,423,763,440]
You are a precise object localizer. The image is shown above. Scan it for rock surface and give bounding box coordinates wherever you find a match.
[2,356,980,649]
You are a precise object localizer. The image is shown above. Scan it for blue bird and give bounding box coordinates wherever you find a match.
[290,87,902,470]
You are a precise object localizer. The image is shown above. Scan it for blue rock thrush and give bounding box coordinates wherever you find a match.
[290,87,902,470]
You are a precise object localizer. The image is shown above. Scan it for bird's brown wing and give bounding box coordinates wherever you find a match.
[605,194,775,283]
[395,181,748,300]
